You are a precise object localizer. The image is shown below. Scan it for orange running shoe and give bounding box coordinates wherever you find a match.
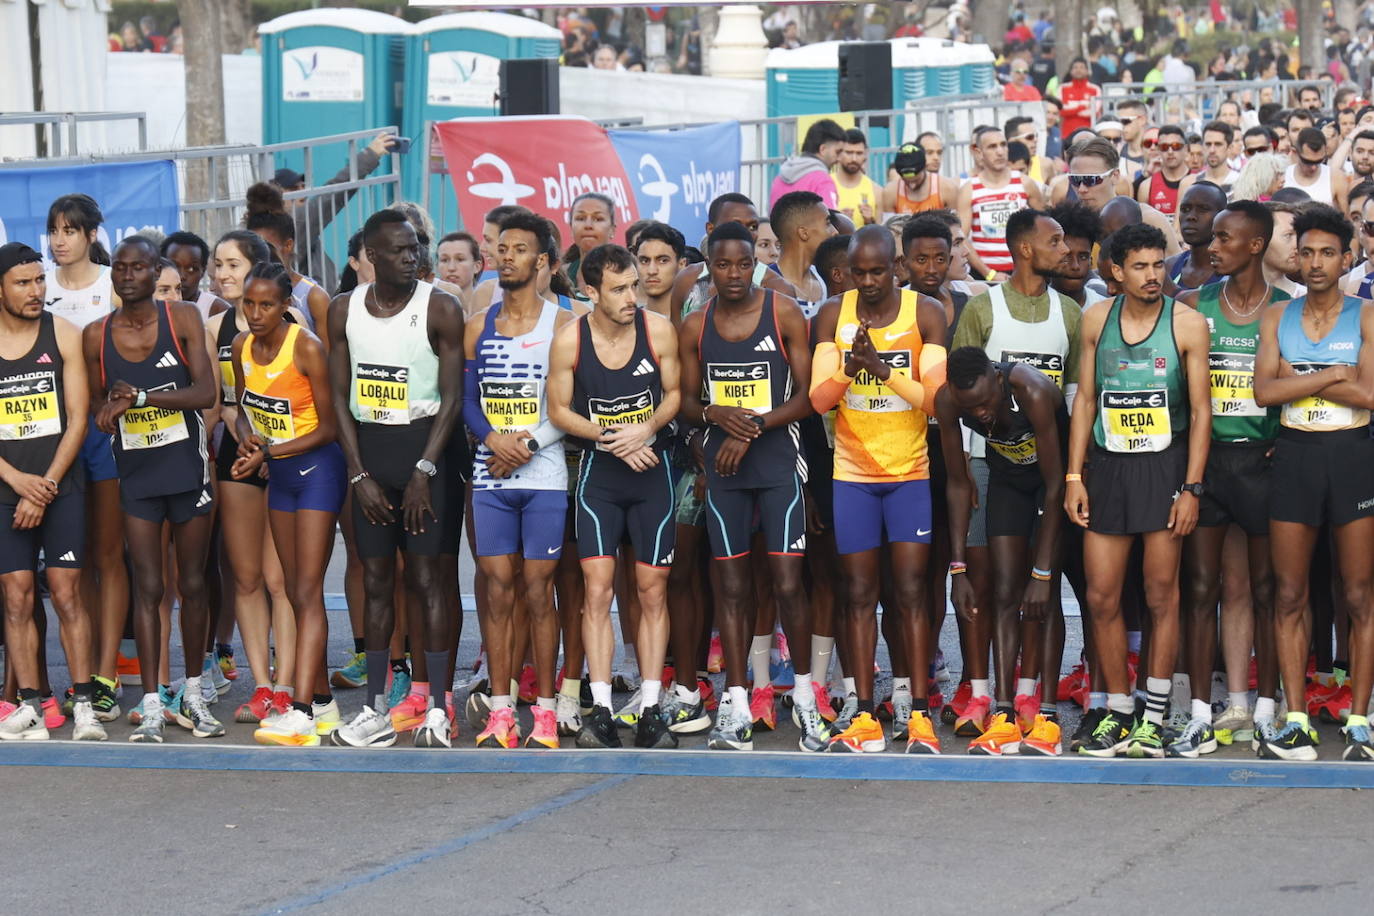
[235,686,274,724]
[826,710,886,753]
[905,710,941,754]
[750,684,777,731]
[954,694,992,737]
[707,632,724,674]
[1310,684,1353,723]
[389,693,429,733]
[968,711,1021,755]
[1014,694,1040,734]
[524,706,559,749]
[1021,714,1063,756]
[476,706,520,748]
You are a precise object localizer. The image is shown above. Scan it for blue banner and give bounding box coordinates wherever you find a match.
[0,160,180,264]
[608,121,740,242]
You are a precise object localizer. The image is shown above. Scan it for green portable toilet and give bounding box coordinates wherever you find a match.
[403,11,563,230]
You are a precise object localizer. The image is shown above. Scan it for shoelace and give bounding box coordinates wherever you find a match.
[1346,724,1372,743]
[1179,719,1208,744]
[1091,714,1122,739]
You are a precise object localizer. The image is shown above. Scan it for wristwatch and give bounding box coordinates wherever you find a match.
[1180,482,1204,497]
[415,458,437,477]
[525,437,539,454]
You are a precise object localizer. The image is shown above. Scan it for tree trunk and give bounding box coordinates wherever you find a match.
[1335,0,1359,31]
[218,0,255,55]
[1053,0,1084,85]
[175,0,226,238]
[970,0,1005,46]
[1298,0,1326,75]
[698,6,718,76]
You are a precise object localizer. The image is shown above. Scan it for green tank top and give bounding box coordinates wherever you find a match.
[1092,295,1188,453]
[1194,281,1282,443]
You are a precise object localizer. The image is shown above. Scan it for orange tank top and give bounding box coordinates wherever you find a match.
[241,322,317,455]
[894,176,943,214]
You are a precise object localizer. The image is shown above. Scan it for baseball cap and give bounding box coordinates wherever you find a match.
[273,168,305,189]
[0,242,42,279]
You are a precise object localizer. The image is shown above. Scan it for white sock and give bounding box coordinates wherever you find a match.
[971,678,991,699]
[793,671,816,709]
[536,696,555,711]
[1107,692,1133,716]
[185,676,201,694]
[675,682,700,704]
[842,676,856,697]
[641,679,661,710]
[1191,698,1211,722]
[750,635,772,686]
[509,679,519,698]
[1228,691,1249,711]
[892,677,912,699]
[810,635,834,685]
[590,681,612,710]
[491,694,514,710]
[1016,677,1036,697]
[143,691,162,712]
[1254,696,1277,721]
[728,685,748,710]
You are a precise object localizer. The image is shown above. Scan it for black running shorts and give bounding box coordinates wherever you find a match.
[1269,427,1374,528]
[0,487,85,575]
[1084,439,1187,536]
[352,419,448,559]
[1197,441,1272,535]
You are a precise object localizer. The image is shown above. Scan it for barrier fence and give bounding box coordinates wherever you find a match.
[0,111,149,159]
[1099,78,1337,128]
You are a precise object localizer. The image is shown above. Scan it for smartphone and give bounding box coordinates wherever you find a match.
[388,136,413,155]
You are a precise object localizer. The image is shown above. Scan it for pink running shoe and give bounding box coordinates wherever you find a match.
[390,693,429,733]
[476,706,520,748]
[525,706,559,748]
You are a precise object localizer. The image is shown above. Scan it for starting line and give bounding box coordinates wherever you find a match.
[1,742,1369,789]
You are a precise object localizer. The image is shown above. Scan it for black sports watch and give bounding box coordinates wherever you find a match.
[1180,482,1204,497]
[525,437,540,454]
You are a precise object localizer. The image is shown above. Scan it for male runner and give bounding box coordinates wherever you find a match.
[1060,138,1181,255]
[0,244,103,741]
[82,236,220,742]
[1263,201,1307,297]
[1165,182,1228,294]
[547,243,681,749]
[882,145,958,216]
[680,222,827,751]
[669,193,796,322]
[462,210,572,749]
[811,226,948,753]
[771,191,835,312]
[831,128,880,227]
[959,126,1047,282]
[1136,125,1191,221]
[1180,122,1241,195]
[1171,200,1286,756]
[632,221,687,318]
[328,210,465,748]
[1254,203,1374,761]
[1048,202,1107,306]
[1066,223,1213,758]
[813,235,852,298]
[1283,128,1348,210]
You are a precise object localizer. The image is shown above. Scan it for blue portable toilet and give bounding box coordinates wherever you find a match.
[764,41,896,171]
[960,43,997,94]
[403,11,563,231]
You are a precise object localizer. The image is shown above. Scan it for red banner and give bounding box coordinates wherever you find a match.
[435,116,637,242]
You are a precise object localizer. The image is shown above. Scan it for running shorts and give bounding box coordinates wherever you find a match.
[1270,427,1374,528]
[473,488,568,559]
[831,478,932,556]
[0,488,85,575]
[267,444,347,515]
[576,449,677,567]
[216,429,268,490]
[986,466,1046,540]
[352,419,448,559]
[1084,439,1187,536]
[800,414,835,531]
[122,484,214,526]
[78,421,118,483]
[704,473,806,561]
[1197,441,1272,535]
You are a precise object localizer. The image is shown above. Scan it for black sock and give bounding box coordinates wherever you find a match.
[912,697,929,713]
[73,681,95,703]
[857,698,875,714]
[403,637,411,656]
[291,700,312,716]
[425,650,449,700]
[353,638,365,655]
[366,650,389,709]
[312,693,332,707]
[18,687,39,702]
[215,643,233,659]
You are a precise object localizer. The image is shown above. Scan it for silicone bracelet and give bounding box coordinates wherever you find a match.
[1065,473,1082,482]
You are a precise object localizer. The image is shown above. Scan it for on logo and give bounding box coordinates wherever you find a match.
[466,153,535,205]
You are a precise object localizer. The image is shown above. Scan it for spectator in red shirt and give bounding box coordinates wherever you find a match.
[1059,57,1101,138]
[1004,58,1042,101]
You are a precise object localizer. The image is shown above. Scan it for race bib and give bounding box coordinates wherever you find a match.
[1101,389,1171,453]
[1001,350,1065,389]
[588,390,655,451]
[979,198,1017,236]
[242,388,295,445]
[119,383,189,450]
[1283,363,1355,431]
[354,363,410,425]
[706,362,773,413]
[1209,351,1265,418]
[844,349,913,414]
[987,431,1039,466]
[480,378,541,432]
[218,345,236,403]
[0,371,61,440]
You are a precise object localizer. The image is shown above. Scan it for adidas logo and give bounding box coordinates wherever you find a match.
[790,536,806,551]
[58,551,76,562]
[195,489,212,508]
[155,351,179,369]
[631,358,655,376]
[36,353,52,364]
[753,336,778,352]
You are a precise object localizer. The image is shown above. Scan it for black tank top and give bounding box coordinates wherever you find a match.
[101,302,209,498]
[0,312,79,502]
[699,291,805,490]
[973,362,1069,476]
[572,308,666,482]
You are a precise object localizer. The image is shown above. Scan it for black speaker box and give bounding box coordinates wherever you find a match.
[500,58,560,116]
[838,42,893,111]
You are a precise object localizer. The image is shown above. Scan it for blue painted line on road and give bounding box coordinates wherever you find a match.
[0,742,1367,788]
[263,773,633,914]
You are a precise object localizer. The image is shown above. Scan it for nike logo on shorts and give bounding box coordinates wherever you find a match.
[916,528,931,536]
[299,466,317,476]
[546,546,559,554]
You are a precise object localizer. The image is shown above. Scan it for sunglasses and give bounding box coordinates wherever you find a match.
[1142,137,1158,148]
[1299,155,1326,166]
[1155,141,1185,152]
[1068,170,1114,187]
[1363,220,1374,235]
[1244,145,1271,155]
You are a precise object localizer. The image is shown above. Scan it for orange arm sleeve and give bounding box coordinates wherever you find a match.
[810,342,851,413]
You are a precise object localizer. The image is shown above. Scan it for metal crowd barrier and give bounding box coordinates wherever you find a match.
[1100,78,1337,127]
[0,111,149,158]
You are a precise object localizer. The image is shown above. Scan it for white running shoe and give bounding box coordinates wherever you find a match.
[330,705,397,748]
[312,698,342,736]
[1212,704,1253,745]
[414,706,452,749]
[254,708,319,747]
[556,693,583,736]
[0,702,48,740]
[71,701,108,741]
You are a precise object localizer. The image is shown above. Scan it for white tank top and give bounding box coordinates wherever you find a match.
[1283,163,1333,205]
[45,265,114,328]
[194,291,217,320]
[291,276,320,332]
[345,281,442,424]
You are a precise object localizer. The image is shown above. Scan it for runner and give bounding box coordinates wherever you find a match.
[669,193,798,321]
[958,126,1047,282]
[160,231,231,319]
[564,192,617,292]
[632,222,687,318]
[680,221,827,752]
[1254,203,1374,761]
[83,235,221,743]
[1136,125,1191,221]
[1058,138,1182,254]
[882,145,957,216]
[1065,223,1213,758]
[1283,128,1347,210]
[1172,200,1287,757]
[244,183,331,333]
[436,232,484,315]
[221,262,347,746]
[546,243,681,749]
[1180,121,1241,195]
[831,128,880,227]
[811,225,948,753]
[0,244,104,741]
[327,210,465,749]
[1165,182,1228,294]
[461,210,572,750]
[770,191,835,313]
[1048,202,1108,306]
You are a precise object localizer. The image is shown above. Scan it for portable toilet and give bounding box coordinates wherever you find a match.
[960,43,997,94]
[403,11,563,230]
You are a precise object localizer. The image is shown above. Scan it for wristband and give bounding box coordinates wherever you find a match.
[1031,567,1053,581]
[44,478,58,488]
[349,471,370,486]
[134,389,148,408]
[949,561,968,575]
[1065,473,1082,482]
[985,269,998,282]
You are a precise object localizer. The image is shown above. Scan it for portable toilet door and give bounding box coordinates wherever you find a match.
[404,11,563,232]
[961,43,997,94]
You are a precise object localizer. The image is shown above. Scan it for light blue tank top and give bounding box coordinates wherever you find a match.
[1276,295,1369,432]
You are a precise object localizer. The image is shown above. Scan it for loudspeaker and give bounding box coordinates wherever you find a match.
[838,42,892,111]
[500,58,560,116]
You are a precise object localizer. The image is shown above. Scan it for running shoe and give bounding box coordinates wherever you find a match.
[954,695,992,738]
[613,687,643,729]
[579,680,595,717]
[465,690,492,731]
[810,681,837,723]
[1021,715,1063,757]
[770,657,795,691]
[265,690,292,723]
[71,701,108,741]
[905,710,941,755]
[0,701,13,720]
[611,666,639,693]
[699,677,718,711]
[129,708,164,743]
[1070,708,1107,753]
[635,704,678,749]
[386,667,412,709]
[517,664,538,705]
[968,711,1021,755]
[205,656,230,698]
[1257,720,1319,760]
[707,705,753,751]
[331,651,367,689]
[1014,694,1040,734]
[116,652,141,686]
[1126,718,1166,758]
[525,706,559,749]
[217,646,239,681]
[415,707,454,749]
[312,698,342,736]
[1165,703,1191,734]
[1210,705,1252,746]
[1309,684,1352,723]
[176,691,225,738]
[750,683,777,731]
[666,694,712,735]
[476,706,520,749]
[827,711,886,753]
[0,702,47,741]
[932,649,951,685]
[576,706,622,749]
[466,655,490,697]
[389,693,429,733]
[890,694,913,741]
[706,632,724,674]
[331,706,398,748]
[793,703,832,752]
[556,693,583,736]
[1077,710,1132,757]
[943,680,972,724]
[833,692,858,731]
[1165,718,1217,758]
[1056,662,1087,702]
[128,684,177,726]
[1341,721,1374,761]
[254,709,320,747]
[60,687,76,717]
[41,696,65,730]
[92,676,121,722]
[235,687,275,724]
[1250,717,1278,752]
[927,679,944,713]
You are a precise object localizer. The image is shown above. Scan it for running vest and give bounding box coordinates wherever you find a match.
[975,362,1067,471]
[45,265,113,329]
[471,299,565,492]
[194,291,217,320]
[291,276,320,331]
[0,313,74,503]
[1092,296,1188,453]
[833,287,928,482]
[1168,250,1220,290]
[572,307,667,469]
[969,172,1027,274]
[684,263,773,317]
[699,290,805,489]
[100,302,210,497]
[893,176,943,214]
[240,323,317,455]
[1283,163,1334,206]
[1194,281,1283,442]
[217,307,296,407]
[833,174,880,225]
[1147,171,1183,216]
[1277,295,1370,432]
[345,282,441,425]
